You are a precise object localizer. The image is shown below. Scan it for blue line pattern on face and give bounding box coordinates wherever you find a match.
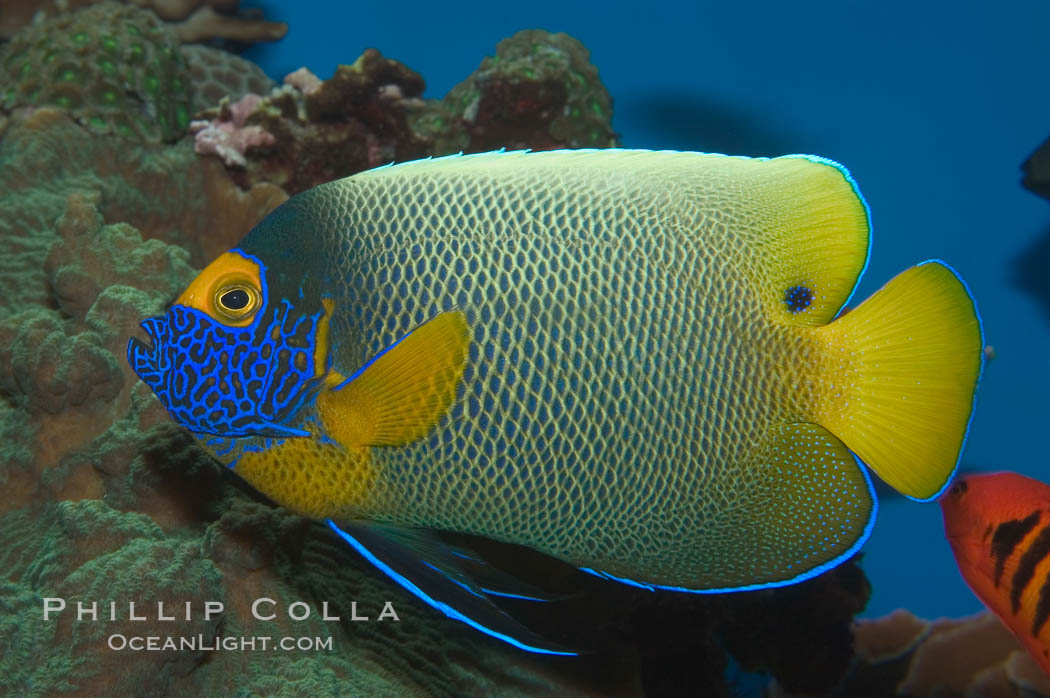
[128,300,328,438]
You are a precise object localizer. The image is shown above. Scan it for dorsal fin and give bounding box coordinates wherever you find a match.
[357,149,870,327]
[727,154,871,326]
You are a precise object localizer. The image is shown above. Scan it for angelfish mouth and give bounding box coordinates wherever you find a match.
[127,335,153,363]
[126,317,163,383]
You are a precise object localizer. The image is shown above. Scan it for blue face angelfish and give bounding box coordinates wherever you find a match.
[128,149,984,654]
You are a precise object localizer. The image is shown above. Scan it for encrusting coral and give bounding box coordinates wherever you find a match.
[0,2,193,143]
[0,0,286,43]
[181,44,275,114]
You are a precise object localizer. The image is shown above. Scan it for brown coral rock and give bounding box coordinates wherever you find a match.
[192,31,620,195]
[791,609,1050,698]
[172,3,287,44]
[853,608,930,663]
[210,49,433,194]
[441,29,619,152]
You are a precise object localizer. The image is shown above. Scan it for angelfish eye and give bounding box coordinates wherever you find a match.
[222,289,250,310]
[214,283,260,321]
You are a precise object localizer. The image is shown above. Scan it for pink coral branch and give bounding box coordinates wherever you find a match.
[190,94,274,167]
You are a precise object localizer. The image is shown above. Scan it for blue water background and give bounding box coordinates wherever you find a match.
[243,0,1050,621]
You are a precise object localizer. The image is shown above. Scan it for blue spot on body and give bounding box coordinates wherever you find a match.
[785,285,814,313]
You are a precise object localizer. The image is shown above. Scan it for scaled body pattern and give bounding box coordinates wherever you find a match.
[129,149,983,652]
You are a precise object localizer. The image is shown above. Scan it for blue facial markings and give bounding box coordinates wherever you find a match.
[784,285,814,313]
[257,298,328,427]
[128,315,173,389]
[128,295,331,439]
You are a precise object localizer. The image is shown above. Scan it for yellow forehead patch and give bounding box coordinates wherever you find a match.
[176,251,263,327]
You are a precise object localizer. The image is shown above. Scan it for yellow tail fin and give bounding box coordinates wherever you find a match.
[811,261,983,500]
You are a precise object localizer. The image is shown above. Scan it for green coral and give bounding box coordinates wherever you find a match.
[0,501,226,696]
[0,308,123,414]
[0,2,193,143]
[181,45,276,115]
[437,29,618,151]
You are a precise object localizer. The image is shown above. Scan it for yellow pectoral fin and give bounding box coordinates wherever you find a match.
[317,310,472,448]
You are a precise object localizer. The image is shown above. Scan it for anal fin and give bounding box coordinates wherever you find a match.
[327,520,575,655]
[750,423,876,586]
[680,423,876,591]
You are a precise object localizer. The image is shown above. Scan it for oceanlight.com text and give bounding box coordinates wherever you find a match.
[107,634,335,652]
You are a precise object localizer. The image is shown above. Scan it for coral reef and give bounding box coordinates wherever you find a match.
[191,49,434,194]
[0,2,192,142]
[438,29,619,153]
[0,106,285,512]
[181,44,275,114]
[769,609,1050,698]
[0,108,285,273]
[191,30,619,195]
[0,3,282,142]
[0,0,287,44]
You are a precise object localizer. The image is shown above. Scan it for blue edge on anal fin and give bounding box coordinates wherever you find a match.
[583,453,879,594]
[326,520,577,656]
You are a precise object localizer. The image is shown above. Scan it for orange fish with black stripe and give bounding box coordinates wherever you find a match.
[941,472,1050,675]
